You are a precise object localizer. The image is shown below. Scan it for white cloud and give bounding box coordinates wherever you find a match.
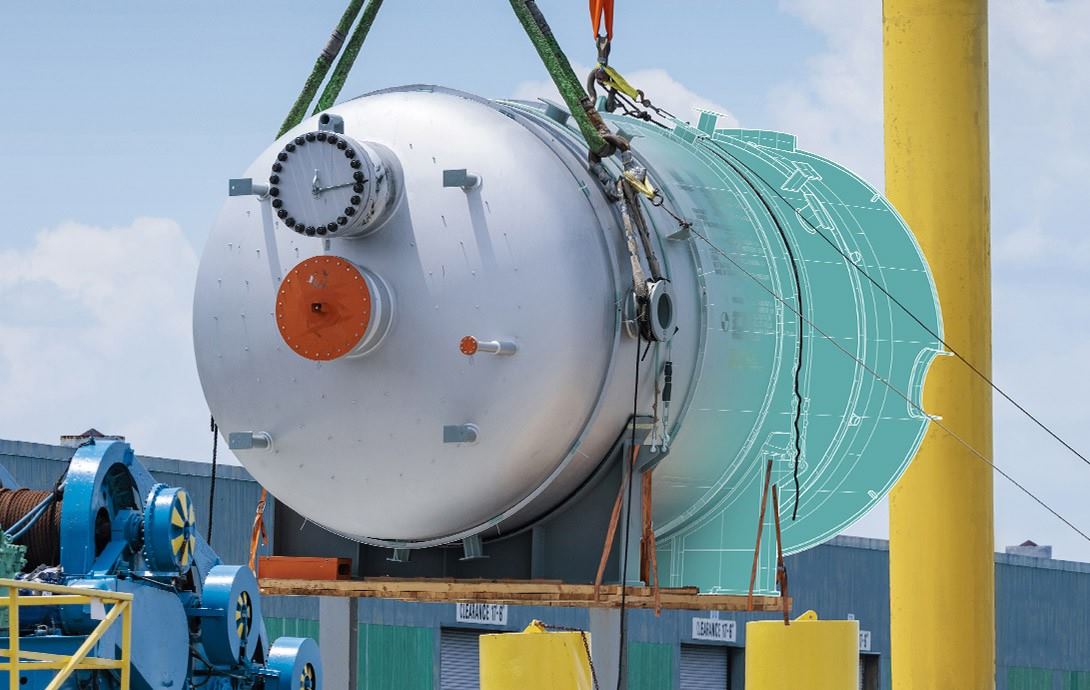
[513,64,739,127]
[769,0,883,184]
[0,218,216,462]
[987,0,1090,565]
[991,0,1090,272]
[993,221,1090,268]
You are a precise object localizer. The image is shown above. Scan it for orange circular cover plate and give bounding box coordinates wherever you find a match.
[276,256,371,361]
[459,336,479,356]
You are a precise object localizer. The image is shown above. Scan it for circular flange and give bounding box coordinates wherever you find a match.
[647,279,676,342]
[142,484,197,574]
[275,256,372,361]
[271,131,375,237]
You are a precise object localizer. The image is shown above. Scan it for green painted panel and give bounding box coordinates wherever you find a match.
[1064,671,1090,690]
[358,624,433,690]
[628,642,676,690]
[1008,666,1054,690]
[265,616,320,642]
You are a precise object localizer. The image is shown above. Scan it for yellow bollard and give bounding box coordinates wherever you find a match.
[746,611,858,689]
[480,620,595,690]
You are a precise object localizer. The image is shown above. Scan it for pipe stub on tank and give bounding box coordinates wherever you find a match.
[275,256,393,361]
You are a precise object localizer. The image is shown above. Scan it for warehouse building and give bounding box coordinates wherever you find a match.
[2,436,1087,690]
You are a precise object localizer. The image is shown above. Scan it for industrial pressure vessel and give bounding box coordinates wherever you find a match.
[194,86,941,592]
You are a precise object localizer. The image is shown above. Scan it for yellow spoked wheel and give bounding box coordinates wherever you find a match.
[144,484,198,573]
[236,590,253,640]
[300,662,317,690]
[268,637,321,690]
[170,490,198,567]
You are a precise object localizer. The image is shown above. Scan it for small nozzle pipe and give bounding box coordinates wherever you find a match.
[459,336,517,356]
[227,431,273,451]
[443,424,479,444]
[228,178,270,198]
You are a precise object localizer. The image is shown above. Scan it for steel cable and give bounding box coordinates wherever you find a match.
[698,139,1090,473]
[0,488,62,567]
[616,322,642,690]
[207,416,219,546]
[677,219,1090,544]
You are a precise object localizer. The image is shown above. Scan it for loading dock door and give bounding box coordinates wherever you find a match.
[859,654,880,690]
[440,628,482,690]
[680,644,729,689]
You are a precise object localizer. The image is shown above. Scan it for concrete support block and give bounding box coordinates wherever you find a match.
[319,595,357,688]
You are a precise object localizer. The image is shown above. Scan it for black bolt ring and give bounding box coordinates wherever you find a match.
[274,132,360,234]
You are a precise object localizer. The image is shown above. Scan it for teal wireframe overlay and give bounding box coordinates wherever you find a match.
[506,100,942,595]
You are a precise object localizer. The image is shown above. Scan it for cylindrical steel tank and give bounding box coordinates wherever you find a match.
[194,86,941,591]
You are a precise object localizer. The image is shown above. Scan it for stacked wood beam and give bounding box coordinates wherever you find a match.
[259,578,789,612]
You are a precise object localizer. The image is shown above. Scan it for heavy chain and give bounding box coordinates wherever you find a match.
[538,623,600,690]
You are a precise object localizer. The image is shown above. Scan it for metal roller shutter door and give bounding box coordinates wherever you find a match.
[680,644,729,690]
[440,628,482,690]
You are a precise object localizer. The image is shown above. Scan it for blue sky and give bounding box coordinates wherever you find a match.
[1,1,1088,561]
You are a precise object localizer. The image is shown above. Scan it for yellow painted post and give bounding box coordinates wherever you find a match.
[120,601,131,690]
[745,611,858,689]
[479,621,594,690]
[45,600,127,690]
[884,1,994,688]
[8,587,18,690]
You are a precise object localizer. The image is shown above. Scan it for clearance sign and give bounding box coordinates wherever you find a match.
[691,616,737,643]
[455,603,509,626]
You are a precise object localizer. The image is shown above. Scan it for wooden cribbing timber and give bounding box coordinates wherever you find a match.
[259,578,790,612]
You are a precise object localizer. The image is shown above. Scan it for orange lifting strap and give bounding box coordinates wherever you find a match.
[248,488,268,574]
[590,0,614,39]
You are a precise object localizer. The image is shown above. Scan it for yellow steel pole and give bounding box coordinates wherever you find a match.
[884,1,994,688]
